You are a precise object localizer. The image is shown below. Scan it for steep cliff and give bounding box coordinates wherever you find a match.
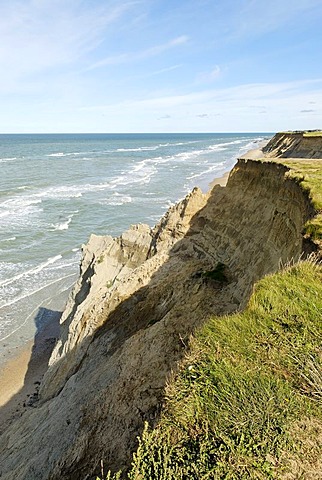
[263,130,322,158]
[0,144,317,479]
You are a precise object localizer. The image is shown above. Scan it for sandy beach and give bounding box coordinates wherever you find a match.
[209,171,230,188]
[0,309,61,433]
[0,341,33,407]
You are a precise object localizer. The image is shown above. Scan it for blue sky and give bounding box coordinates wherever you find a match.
[0,0,322,133]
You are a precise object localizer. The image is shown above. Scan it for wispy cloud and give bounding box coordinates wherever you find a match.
[149,64,183,77]
[1,0,322,132]
[196,65,221,84]
[0,0,139,91]
[79,79,322,130]
[231,0,322,39]
[87,35,189,70]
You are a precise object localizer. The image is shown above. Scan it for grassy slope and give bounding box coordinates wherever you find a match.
[249,156,322,242]
[282,159,322,241]
[100,156,322,480]
[303,131,322,137]
[279,131,322,137]
[103,261,322,479]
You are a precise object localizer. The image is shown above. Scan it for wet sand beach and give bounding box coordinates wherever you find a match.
[0,307,61,433]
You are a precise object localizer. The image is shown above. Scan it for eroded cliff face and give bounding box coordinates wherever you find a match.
[0,158,316,480]
[263,131,322,158]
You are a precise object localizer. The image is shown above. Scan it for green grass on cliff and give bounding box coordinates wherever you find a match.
[278,130,322,137]
[282,159,322,241]
[101,260,322,479]
[255,156,322,241]
[303,131,322,137]
[283,159,322,210]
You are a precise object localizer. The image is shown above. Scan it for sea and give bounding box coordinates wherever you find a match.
[0,132,270,363]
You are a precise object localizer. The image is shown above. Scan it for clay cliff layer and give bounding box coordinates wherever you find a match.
[0,131,320,479]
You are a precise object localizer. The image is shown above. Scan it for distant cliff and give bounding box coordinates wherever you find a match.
[263,130,322,158]
[0,132,321,479]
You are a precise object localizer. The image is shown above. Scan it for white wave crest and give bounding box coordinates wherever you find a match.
[0,196,43,226]
[0,272,77,328]
[100,194,132,206]
[187,162,225,181]
[0,254,62,288]
[2,236,16,242]
[51,216,73,231]
[0,157,17,163]
[237,137,265,155]
[116,146,159,152]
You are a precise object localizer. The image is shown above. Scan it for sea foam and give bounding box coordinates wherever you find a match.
[0,132,267,354]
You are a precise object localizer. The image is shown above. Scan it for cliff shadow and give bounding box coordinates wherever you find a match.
[0,307,61,434]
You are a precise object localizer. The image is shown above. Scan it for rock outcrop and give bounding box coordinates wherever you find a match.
[0,142,318,479]
[41,187,208,401]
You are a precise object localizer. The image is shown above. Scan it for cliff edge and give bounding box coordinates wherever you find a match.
[263,130,322,158]
[0,132,321,479]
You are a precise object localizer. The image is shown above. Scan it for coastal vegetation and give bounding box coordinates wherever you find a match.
[2,131,322,479]
[283,158,322,241]
[98,135,322,479]
[303,131,322,137]
[100,259,322,479]
[251,155,322,242]
[279,130,322,137]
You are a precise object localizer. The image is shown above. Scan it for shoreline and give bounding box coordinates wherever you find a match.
[0,340,33,407]
[0,309,61,433]
[209,170,230,189]
[0,145,266,430]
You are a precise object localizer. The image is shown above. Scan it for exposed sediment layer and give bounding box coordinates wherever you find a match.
[263,131,322,158]
[0,145,317,479]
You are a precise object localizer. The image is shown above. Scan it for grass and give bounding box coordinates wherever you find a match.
[303,131,322,137]
[97,254,105,264]
[100,260,322,479]
[96,150,322,478]
[278,159,322,241]
[254,157,322,241]
[253,158,322,211]
[282,159,322,210]
[277,131,322,137]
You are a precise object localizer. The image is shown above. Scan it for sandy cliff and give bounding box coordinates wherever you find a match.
[263,131,322,158]
[0,133,320,479]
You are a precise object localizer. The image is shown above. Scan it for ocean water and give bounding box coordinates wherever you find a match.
[0,132,269,362]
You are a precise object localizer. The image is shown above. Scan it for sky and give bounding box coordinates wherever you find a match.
[0,0,322,133]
